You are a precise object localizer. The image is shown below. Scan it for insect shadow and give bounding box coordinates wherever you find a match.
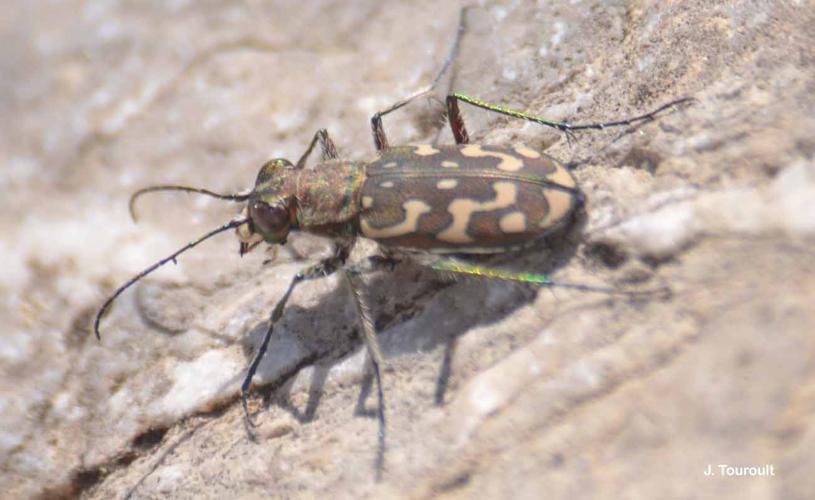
[238,212,587,425]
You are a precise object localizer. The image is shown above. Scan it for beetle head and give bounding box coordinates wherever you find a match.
[237,158,299,254]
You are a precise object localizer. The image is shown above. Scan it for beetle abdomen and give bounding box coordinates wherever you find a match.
[358,144,579,253]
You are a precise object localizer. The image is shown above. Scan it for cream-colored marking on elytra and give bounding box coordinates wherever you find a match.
[461,144,525,172]
[548,164,577,189]
[360,200,431,238]
[539,164,577,227]
[539,190,574,228]
[362,196,374,208]
[380,180,395,188]
[437,179,458,190]
[437,182,518,244]
[413,144,440,156]
[441,161,459,168]
[499,212,527,233]
[383,162,398,168]
[514,146,541,159]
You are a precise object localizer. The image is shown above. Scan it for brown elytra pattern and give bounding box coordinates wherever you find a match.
[359,144,579,252]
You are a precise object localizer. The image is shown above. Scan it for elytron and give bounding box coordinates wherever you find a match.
[93,8,690,471]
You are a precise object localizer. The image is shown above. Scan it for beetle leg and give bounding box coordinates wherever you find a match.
[370,7,471,151]
[446,93,695,144]
[343,269,387,475]
[241,240,352,434]
[371,89,432,151]
[295,128,339,169]
[446,94,470,144]
[429,257,670,297]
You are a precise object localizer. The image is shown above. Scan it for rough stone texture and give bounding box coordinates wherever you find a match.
[1,0,814,498]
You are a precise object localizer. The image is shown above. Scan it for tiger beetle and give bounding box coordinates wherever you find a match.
[93,7,691,473]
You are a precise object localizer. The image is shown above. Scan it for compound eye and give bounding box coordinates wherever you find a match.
[250,202,290,242]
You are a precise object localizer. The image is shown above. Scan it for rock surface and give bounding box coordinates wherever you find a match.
[1,0,814,498]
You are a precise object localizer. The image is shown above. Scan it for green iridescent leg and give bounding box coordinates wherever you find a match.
[430,258,666,297]
[446,92,694,144]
